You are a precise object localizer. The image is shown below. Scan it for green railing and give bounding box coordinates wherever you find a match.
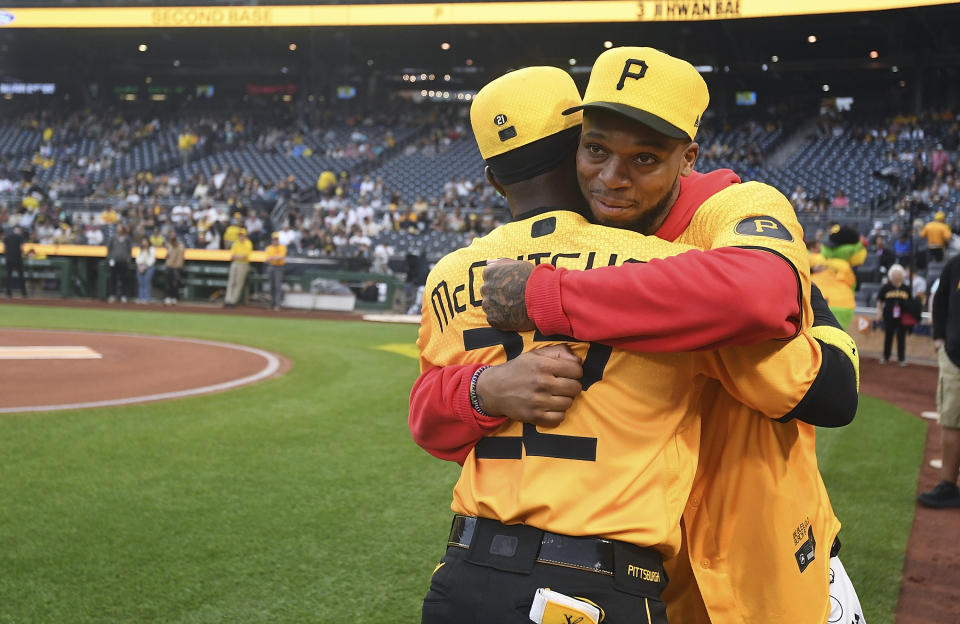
[2,255,402,311]
[0,257,72,297]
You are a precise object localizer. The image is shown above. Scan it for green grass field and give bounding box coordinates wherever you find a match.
[0,304,927,623]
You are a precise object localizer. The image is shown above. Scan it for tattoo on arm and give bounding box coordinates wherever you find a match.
[483,263,534,331]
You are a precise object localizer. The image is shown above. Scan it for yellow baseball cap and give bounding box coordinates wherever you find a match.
[935,211,946,222]
[564,47,709,141]
[470,66,582,160]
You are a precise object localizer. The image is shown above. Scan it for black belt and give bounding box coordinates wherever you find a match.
[448,514,660,577]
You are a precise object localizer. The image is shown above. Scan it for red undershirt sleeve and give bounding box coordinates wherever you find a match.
[526,246,801,351]
[408,364,509,465]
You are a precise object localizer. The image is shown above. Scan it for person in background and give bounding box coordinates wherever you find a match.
[263,231,287,311]
[106,224,132,303]
[149,228,165,248]
[3,225,27,298]
[920,211,952,263]
[831,189,850,210]
[164,231,185,306]
[224,227,252,308]
[924,250,960,508]
[894,230,912,266]
[135,235,156,304]
[876,263,913,366]
[873,234,895,276]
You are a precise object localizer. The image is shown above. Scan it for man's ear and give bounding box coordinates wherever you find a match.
[680,142,699,177]
[485,166,505,197]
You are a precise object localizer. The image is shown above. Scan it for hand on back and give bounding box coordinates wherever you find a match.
[475,344,583,427]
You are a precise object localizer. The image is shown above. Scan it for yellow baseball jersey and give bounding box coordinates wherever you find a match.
[664,393,842,624]
[417,209,820,558]
[664,181,843,624]
[676,181,813,334]
[921,220,952,248]
[265,243,287,266]
[229,238,253,262]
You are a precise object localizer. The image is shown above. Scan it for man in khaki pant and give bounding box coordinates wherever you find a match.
[924,251,960,508]
[224,228,252,308]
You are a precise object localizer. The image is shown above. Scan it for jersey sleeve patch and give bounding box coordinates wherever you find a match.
[734,216,794,241]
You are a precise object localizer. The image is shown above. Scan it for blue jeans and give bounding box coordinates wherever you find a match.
[137,266,155,302]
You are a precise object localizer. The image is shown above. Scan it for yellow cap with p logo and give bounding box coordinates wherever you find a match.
[564,47,709,141]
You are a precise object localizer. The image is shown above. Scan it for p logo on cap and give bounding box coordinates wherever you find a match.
[617,59,648,88]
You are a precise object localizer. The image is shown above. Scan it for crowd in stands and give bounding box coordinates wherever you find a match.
[0,99,512,272]
[1,99,959,290]
[697,118,781,172]
[788,109,960,216]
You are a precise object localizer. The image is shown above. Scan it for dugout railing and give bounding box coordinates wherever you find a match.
[1,244,401,311]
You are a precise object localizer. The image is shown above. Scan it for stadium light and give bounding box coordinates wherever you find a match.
[138,43,148,52]
[869,50,879,59]
[807,34,817,43]
[440,42,451,50]
[603,40,613,49]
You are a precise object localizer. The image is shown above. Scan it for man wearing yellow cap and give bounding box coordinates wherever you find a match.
[224,228,252,307]
[413,49,864,624]
[920,211,952,262]
[413,64,859,624]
